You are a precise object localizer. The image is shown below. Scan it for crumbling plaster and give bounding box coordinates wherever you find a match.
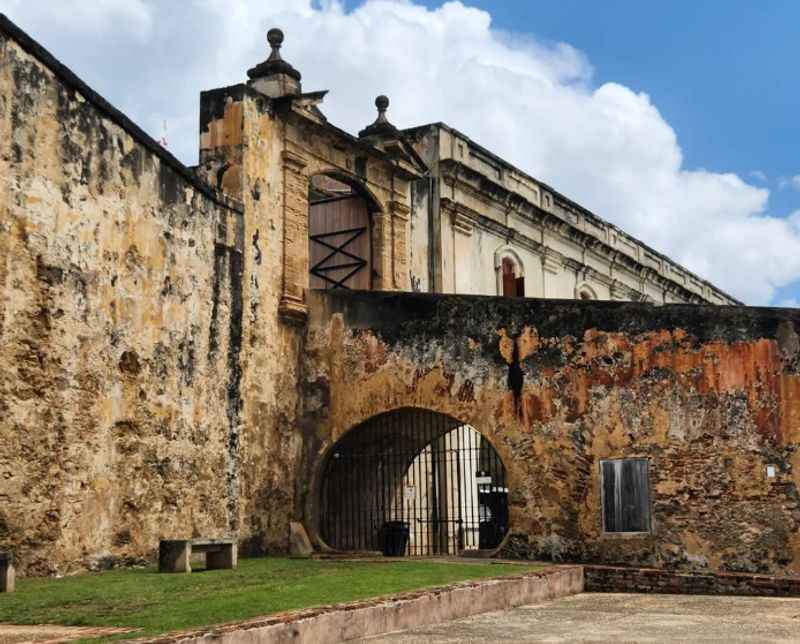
[0,28,245,574]
[303,291,800,574]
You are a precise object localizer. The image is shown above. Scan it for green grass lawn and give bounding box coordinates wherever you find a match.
[0,557,543,641]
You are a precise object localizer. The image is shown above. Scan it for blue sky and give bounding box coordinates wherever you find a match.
[459,1,799,212]
[2,0,798,304]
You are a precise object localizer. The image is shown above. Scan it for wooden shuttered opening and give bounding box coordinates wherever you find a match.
[309,195,371,290]
[501,257,524,297]
[601,458,651,533]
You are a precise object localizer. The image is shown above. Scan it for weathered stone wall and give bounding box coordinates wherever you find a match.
[584,565,800,597]
[0,21,246,575]
[196,83,308,556]
[302,291,800,575]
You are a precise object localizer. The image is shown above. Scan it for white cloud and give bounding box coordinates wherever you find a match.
[2,0,799,305]
[749,170,767,182]
[779,175,800,191]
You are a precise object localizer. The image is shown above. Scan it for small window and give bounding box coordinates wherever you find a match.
[502,257,525,297]
[601,458,651,533]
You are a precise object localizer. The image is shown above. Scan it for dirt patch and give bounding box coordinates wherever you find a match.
[0,624,133,644]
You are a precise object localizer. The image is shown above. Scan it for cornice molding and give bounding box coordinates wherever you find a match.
[389,200,411,221]
[437,157,738,305]
[281,149,307,170]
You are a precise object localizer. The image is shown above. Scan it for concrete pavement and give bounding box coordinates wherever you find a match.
[358,592,800,642]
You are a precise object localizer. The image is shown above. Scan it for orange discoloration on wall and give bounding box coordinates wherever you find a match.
[503,327,787,445]
[497,328,514,364]
[199,100,244,150]
[780,375,800,446]
[517,326,540,360]
[306,292,800,576]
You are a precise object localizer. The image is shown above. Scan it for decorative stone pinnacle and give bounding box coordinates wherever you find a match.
[247,27,301,82]
[376,95,389,118]
[359,94,397,138]
[267,28,284,61]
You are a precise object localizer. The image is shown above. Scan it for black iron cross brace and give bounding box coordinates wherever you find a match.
[310,226,368,289]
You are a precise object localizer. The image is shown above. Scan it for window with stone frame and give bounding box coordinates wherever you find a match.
[601,458,651,533]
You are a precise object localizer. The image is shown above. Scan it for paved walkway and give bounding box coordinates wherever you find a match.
[358,592,800,643]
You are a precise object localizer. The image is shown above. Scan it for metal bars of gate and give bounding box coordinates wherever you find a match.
[320,408,508,556]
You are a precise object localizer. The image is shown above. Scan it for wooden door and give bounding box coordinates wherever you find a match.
[309,196,371,290]
[501,257,524,297]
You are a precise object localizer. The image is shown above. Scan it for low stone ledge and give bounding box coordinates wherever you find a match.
[584,565,800,597]
[137,566,583,644]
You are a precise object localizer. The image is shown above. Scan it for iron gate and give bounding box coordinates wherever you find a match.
[320,408,509,556]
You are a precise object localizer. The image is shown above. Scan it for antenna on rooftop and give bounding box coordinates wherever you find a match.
[157,120,168,148]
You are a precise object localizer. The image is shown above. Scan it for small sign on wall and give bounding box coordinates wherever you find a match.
[767,465,776,478]
[404,486,416,501]
[475,476,492,485]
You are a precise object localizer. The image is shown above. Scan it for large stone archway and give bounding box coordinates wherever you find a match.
[310,407,510,556]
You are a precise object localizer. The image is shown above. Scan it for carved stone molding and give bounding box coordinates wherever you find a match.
[281,149,307,170]
[390,200,410,221]
[610,280,633,301]
[278,294,309,324]
[542,248,562,275]
[452,211,473,236]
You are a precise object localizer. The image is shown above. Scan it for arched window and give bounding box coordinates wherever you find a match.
[495,247,525,297]
[575,283,598,301]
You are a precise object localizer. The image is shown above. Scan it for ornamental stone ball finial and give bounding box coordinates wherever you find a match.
[359,94,397,138]
[267,28,284,59]
[376,95,389,114]
[247,26,301,84]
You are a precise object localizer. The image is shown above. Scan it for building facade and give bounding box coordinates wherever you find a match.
[403,123,737,304]
[3,16,797,580]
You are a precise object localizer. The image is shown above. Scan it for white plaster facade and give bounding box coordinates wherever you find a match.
[404,123,738,305]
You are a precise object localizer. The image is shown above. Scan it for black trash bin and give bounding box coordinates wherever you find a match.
[380,521,410,556]
[478,521,499,549]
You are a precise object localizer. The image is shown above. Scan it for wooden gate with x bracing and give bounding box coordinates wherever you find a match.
[309,194,371,290]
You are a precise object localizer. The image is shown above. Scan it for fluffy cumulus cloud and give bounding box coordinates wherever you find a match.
[779,175,800,191]
[3,0,800,304]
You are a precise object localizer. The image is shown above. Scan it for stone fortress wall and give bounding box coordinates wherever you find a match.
[0,17,246,574]
[302,291,800,574]
[2,14,797,579]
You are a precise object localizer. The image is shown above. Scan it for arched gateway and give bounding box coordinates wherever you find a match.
[319,408,509,556]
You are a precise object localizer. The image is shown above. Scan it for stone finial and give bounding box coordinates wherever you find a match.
[247,27,301,84]
[267,28,284,56]
[359,95,398,138]
[375,95,389,121]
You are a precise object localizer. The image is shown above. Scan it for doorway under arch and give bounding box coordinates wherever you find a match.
[319,408,509,556]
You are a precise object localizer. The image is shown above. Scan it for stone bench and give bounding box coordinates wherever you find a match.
[158,538,237,573]
[0,552,14,592]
